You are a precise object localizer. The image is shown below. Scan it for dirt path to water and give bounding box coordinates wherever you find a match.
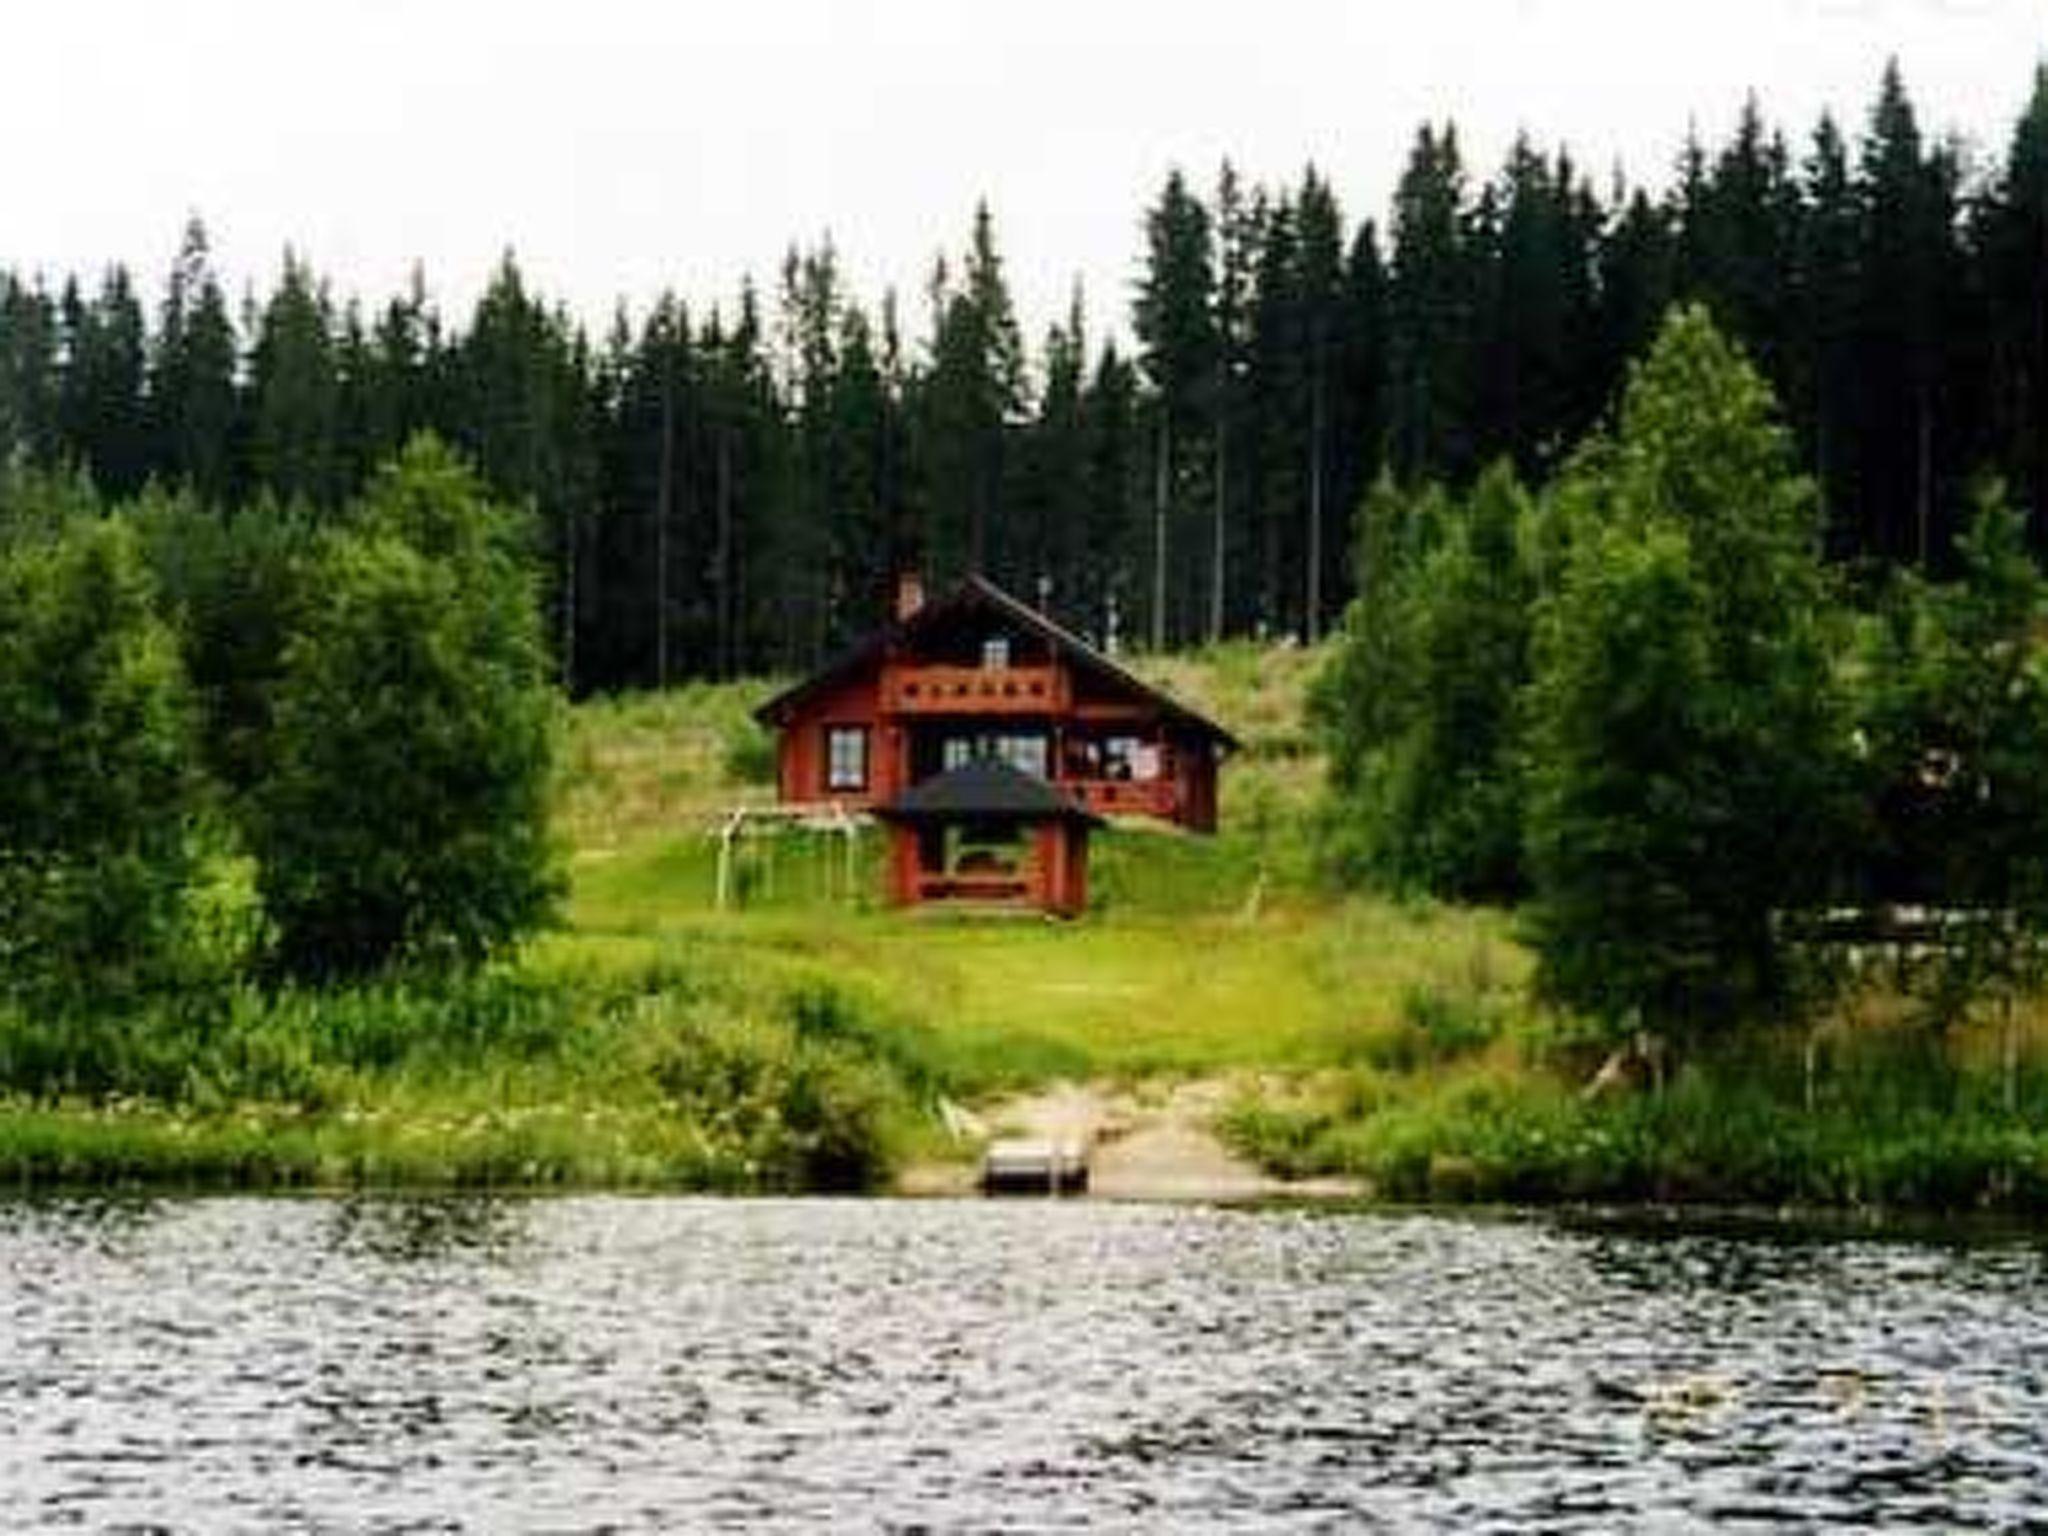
[899,1078,1364,1202]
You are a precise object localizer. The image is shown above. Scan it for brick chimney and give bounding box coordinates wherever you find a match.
[894,570,925,622]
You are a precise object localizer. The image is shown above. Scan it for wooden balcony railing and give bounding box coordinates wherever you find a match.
[881,664,1066,716]
[1063,777,1178,820]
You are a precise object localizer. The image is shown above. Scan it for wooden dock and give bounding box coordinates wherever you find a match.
[981,1138,1090,1196]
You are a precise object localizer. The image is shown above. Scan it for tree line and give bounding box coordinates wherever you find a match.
[3,61,2045,689]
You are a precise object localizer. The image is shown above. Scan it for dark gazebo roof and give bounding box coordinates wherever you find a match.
[875,757,1105,827]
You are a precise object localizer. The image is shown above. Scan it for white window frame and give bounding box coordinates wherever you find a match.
[824,725,869,791]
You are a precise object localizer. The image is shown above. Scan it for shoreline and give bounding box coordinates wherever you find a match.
[5,1170,2045,1252]
[6,1079,2047,1226]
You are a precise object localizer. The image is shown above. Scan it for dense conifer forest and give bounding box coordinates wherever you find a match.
[5,62,2044,691]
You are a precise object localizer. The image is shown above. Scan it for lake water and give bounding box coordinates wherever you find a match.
[2,1196,2044,1531]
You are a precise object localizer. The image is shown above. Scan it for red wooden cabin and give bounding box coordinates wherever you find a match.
[753,575,1235,913]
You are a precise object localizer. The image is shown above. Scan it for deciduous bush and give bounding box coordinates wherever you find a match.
[1855,482,2048,1029]
[1524,307,1853,1049]
[0,520,204,1004]
[253,436,562,978]
[1315,464,1535,900]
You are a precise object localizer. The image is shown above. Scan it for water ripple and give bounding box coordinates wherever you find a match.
[2,1198,2045,1531]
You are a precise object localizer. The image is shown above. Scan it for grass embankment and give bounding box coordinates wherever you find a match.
[0,964,926,1191]
[9,641,2048,1205]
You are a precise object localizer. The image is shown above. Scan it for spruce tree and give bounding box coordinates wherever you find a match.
[825,301,897,644]
[1133,170,1217,647]
[151,218,240,506]
[778,241,846,661]
[1477,137,1576,478]
[1855,62,1953,567]
[1080,342,1141,648]
[1247,190,1305,634]
[1386,124,1478,483]
[1295,169,1346,641]
[1987,66,2048,541]
[0,276,62,469]
[1331,220,1389,610]
[248,251,341,508]
[1593,187,1675,408]
[1210,161,1256,641]
[363,267,446,469]
[1796,114,1863,558]
[1026,289,1089,628]
[1691,98,1800,385]
[914,210,1026,591]
[59,268,150,498]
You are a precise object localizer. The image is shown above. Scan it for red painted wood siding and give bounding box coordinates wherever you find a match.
[773,654,1220,833]
[777,673,894,806]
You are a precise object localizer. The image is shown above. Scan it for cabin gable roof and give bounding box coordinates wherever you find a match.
[753,575,1239,749]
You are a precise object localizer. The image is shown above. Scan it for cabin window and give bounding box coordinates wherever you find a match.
[1102,736,1141,780]
[981,636,1011,670]
[942,732,1048,779]
[824,725,869,791]
[998,735,1049,778]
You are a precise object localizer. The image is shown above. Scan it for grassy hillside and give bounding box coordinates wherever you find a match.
[549,639,1524,1093]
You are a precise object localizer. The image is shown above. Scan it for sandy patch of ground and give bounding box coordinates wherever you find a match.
[898,1077,1363,1202]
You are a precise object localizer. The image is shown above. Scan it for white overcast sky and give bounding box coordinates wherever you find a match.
[12,0,2046,346]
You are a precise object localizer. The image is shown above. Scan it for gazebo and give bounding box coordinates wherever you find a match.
[873,756,1104,917]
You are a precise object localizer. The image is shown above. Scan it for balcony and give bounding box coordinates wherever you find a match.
[1064,777,1178,820]
[881,663,1067,717]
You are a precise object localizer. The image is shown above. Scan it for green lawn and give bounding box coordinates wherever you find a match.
[551,818,1525,1095]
